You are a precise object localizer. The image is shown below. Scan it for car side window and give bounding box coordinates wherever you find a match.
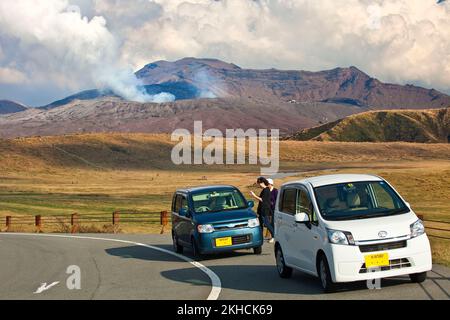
[297,188,317,223]
[280,188,297,215]
[180,195,188,210]
[173,194,183,213]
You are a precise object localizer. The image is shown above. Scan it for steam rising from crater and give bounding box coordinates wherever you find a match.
[0,0,175,104]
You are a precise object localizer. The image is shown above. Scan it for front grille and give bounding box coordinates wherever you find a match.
[359,240,407,253]
[359,258,411,273]
[232,235,251,245]
[214,222,248,231]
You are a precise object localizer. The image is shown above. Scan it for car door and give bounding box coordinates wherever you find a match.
[172,193,190,245]
[172,194,182,239]
[292,185,321,273]
[178,194,191,244]
[275,187,297,266]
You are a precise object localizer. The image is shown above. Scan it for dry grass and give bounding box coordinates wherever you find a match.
[0,133,449,264]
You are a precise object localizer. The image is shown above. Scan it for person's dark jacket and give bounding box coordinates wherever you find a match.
[257,187,272,217]
[270,188,278,213]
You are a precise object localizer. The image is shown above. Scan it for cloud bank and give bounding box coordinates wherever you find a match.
[0,0,449,105]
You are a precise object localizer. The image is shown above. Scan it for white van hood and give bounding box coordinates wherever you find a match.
[323,211,418,242]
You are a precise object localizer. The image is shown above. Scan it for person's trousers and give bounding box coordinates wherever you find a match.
[262,214,274,238]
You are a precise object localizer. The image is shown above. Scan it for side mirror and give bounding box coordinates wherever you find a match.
[247,200,255,208]
[295,212,310,223]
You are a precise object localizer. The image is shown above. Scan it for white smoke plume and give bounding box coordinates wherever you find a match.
[0,0,174,103]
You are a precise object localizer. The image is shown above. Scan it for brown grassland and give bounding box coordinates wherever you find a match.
[0,133,449,265]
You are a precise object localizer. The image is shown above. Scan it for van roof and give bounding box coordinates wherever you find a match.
[176,185,239,193]
[283,174,383,188]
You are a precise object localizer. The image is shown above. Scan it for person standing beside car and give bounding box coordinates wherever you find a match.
[266,178,278,239]
[250,177,274,243]
[267,178,278,213]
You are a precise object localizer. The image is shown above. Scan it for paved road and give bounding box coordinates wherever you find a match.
[0,233,449,300]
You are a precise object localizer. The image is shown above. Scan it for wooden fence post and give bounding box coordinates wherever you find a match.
[35,215,42,233]
[160,211,168,234]
[71,213,79,233]
[6,216,11,232]
[112,211,120,233]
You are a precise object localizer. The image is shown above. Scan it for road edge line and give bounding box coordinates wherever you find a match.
[0,233,221,300]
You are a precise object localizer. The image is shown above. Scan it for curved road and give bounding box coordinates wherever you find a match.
[0,233,449,300]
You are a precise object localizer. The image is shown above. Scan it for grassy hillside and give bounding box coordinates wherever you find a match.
[1,133,450,172]
[291,107,450,143]
[0,133,449,264]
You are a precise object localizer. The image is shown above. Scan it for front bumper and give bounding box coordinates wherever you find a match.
[325,234,432,283]
[197,227,263,254]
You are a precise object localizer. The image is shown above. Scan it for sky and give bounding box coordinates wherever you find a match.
[0,0,449,106]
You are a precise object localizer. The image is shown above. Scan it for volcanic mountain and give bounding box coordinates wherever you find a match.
[1,58,450,139]
[41,58,450,110]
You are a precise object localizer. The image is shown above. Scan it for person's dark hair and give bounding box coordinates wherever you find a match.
[257,177,269,186]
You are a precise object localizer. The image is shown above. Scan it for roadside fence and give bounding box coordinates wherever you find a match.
[418,215,450,240]
[1,210,170,234]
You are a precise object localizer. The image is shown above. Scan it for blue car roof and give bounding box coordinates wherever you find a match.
[176,185,239,194]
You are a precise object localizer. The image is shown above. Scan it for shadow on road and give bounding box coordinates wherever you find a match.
[105,245,182,262]
[105,244,433,296]
[105,244,260,262]
[160,265,415,295]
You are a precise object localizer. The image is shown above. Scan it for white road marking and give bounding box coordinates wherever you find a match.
[34,281,59,294]
[0,233,222,300]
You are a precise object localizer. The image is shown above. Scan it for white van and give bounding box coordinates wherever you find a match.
[274,174,432,292]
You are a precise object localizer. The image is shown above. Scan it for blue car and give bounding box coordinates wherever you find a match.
[171,185,263,257]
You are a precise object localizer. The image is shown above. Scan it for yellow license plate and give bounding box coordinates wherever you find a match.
[215,237,232,247]
[365,252,389,268]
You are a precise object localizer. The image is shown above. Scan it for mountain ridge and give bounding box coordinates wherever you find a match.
[34,57,450,110]
[0,100,28,114]
[289,107,450,143]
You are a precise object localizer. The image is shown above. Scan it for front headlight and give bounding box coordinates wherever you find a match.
[197,224,214,233]
[327,229,355,245]
[410,219,425,238]
[247,218,260,228]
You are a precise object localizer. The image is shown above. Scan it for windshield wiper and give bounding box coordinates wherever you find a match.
[330,214,369,220]
[386,207,409,215]
[329,208,409,221]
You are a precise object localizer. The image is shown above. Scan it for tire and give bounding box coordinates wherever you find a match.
[172,232,183,254]
[253,246,262,255]
[410,271,427,283]
[318,254,338,293]
[275,246,292,278]
[191,237,202,259]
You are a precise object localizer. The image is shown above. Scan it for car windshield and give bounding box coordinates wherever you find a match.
[314,181,409,221]
[192,189,247,213]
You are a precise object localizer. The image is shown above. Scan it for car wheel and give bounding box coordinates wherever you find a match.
[191,237,202,259]
[253,246,262,255]
[172,233,183,254]
[318,254,337,293]
[409,271,427,283]
[275,246,292,278]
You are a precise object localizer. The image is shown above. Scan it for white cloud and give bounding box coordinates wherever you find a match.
[0,67,27,84]
[115,0,450,92]
[1,0,450,105]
